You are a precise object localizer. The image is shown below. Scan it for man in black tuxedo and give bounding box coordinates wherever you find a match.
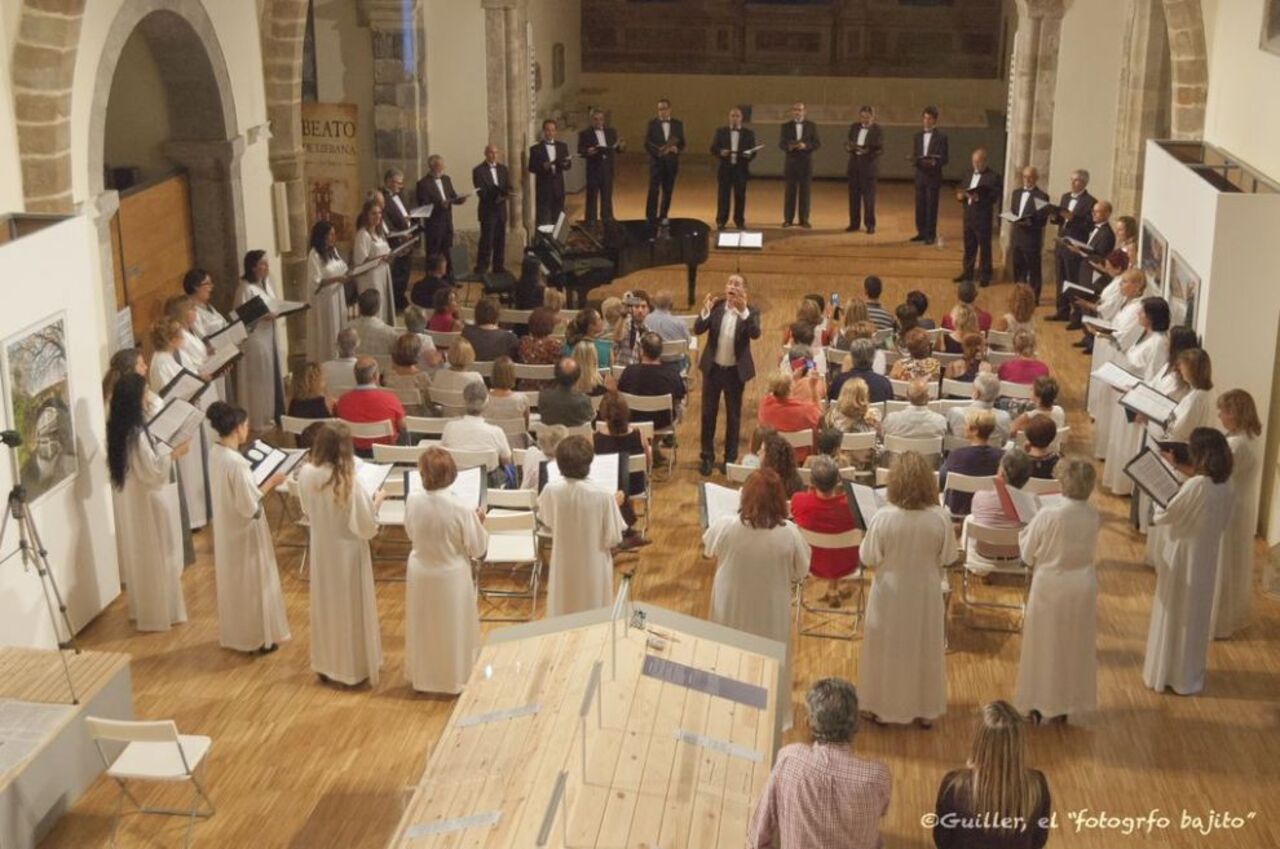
[381,168,414,311]
[779,101,820,228]
[1007,165,1051,300]
[910,106,949,244]
[577,109,621,225]
[528,119,572,227]
[1064,200,1116,329]
[644,98,685,225]
[709,106,757,230]
[415,155,465,272]
[953,147,1002,286]
[1047,168,1096,320]
[472,144,512,274]
[694,274,761,475]
[845,105,883,233]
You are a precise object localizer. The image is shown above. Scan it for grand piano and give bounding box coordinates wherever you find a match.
[528,216,710,307]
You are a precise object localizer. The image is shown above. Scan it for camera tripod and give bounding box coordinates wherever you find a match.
[0,473,81,705]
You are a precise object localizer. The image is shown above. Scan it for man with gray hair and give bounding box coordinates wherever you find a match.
[970,447,1034,559]
[789,457,860,607]
[641,290,692,373]
[382,167,414,310]
[946,371,1011,446]
[333,355,405,454]
[321,327,361,391]
[828,337,892,403]
[747,677,890,849]
[401,305,442,368]
[441,380,512,467]
[881,379,946,440]
[1049,167,1096,320]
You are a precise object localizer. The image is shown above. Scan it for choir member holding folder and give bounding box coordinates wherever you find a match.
[710,107,757,231]
[909,106,948,245]
[307,220,350,363]
[952,147,1001,286]
[149,317,211,530]
[529,119,572,227]
[1087,269,1149,455]
[1005,166,1051,299]
[644,98,684,226]
[206,402,290,654]
[1048,169,1097,320]
[845,105,883,233]
[1212,390,1263,639]
[577,110,620,226]
[182,269,232,400]
[108,373,189,633]
[1143,428,1233,696]
[235,250,286,431]
[779,101,820,229]
[352,200,394,325]
[1100,298,1170,495]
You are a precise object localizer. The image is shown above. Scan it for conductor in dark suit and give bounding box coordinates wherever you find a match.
[472,144,512,274]
[694,274,761,476]
[779,101,820,228]
[381,168,414,311]
[710,107,757,230]
[1008,165,1051,299]
[953,147,1002,286]
[1047,168,1096,320]
[845,105,883,233]
[528,119,572,227]
[910,106,949,244]
[415,155,465,272]
[644,98,685,225]
[577,109,621,225]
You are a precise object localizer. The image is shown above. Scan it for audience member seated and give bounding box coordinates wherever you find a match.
[334,357,405,453]
[907,289,935,330]
[593,393,651,549]
[940,280,992,332]
[571,339,610,397]
[612,290,652,368]
[803,427,844,469]
[946,373,1010,446]
[401,305,441,368]
[747,677,890,849]
[1009,376,1065,436]
[888,328,941,382]
[944,332,989,382]
[483,356,530,429]
[513,253,546,310]
[939,409,1003,515]
[997,330,1051,384]
[462,296,519,362]
[882,380,947,440]
[824,377,881,436]
[933,701,1050,849]
[830,297,870,350]
[426,286,462,332]
[600,296,624,337]
[740,425,775,470]
[430,338,485,394]
[830,338,892,403]
[564,307,613,366]
[521,424,566,490]
[517,307,563,388]
[321,327,360,391]
[862,275,894,330]
[782,299,824,347]
[938,304,979,354]
[542,287,567,333]
[643,290,692,369]
[410,253,451,309]
[758,371,821,463]
[617,332,686,430]
[288,363,335,421]
[1023,417,1060,478]
[538,357,594,427]
[994,283,1037,336]
[346,289,399,357]
[440,382,513,478]
[383,333,432,412]
[759,431,805,497]
[969,448,1034,560]
[791,457,860,607]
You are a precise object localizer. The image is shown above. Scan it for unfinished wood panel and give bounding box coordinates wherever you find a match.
[117,173,195,346]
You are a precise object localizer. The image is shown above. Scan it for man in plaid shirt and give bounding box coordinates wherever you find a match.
[612,290,652,367]
[747,678,891,848]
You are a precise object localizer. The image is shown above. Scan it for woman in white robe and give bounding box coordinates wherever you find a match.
[1143,427,1233,696]
[1101,297,1170,495]
[858,451,959,726]
[297,424,385,686]
[537,437,626,617]
[1014,457,1101,722]
[404,448,488,694]
[148,317,211,531]
[353,201,394,325]
[235,250,285,431]
[307,220,350,364]
[183,269,233,403]
[206,402,291,653]
[107,373,189,632]
[1213,390,1263,639]
[703,468,810,729]
[1086,270,1146,454]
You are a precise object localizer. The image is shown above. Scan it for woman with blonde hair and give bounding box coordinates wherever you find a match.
[889,327,941,382]
[297,423,386,686]
[938,304,978,354]
[383,332,432,412]
[945,332,988,382]
[932,701,1051,849]
[994,284,1038,336]
[287,363,334,448]
[485,356,531,430]
[430,337,485,394]
[831,297,870,350]
[858,451,958,727]
[996,330,1049,385]
[825,377,880,434]
[148,317,211,530]
[564,307,613,366]
[1213,389,1263,639]
[571,339,608,396]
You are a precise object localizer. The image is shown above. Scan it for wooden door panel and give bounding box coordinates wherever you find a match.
[117,173,195,346]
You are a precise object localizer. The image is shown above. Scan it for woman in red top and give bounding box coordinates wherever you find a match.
[427,287,462,332]
[996,330,1051,385]
[757,370,821,462]
[789,455,859,606]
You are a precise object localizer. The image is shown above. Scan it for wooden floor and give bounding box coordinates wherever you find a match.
[40,166,1280,849]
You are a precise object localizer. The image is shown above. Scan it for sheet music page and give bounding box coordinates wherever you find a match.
[348,257,383,277]
[716,232,742,248]
[408,204,434,219]
[544,453,621,493]
[203,344,242,376]
[207,319,247,351]
[279,449,309,477]
[1124,449,1181,508]
[160,369,206,403]
[1063,280,1095,297]
[848,482,882,529]
[387,227,416,240]
[355,461,392,499]
[745,144,766,154]
[448,466,485,508]
[739,232,763,248]
[1092,361,1142,391]
[999,210,1020,223]
[245,440,287,487]
[702,482,740,528]
[147,399,202,446]
[1006,486,1039,524]
[1121,383,1178,424]
[275,300,309,317]
[1033,196,1053,210]
[1082,316,1115,333]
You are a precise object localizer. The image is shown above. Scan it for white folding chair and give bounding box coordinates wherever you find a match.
[1049,425,1070,453]
[943,434,970,453]
[372,442,436,464]
[934,351,962,366]
[660,338,690,366]
[795,527,866,640]
[281,415,336,444]
[403,416,452,438]
[932,399,973,414]
[725,463,754,484]
[986,329,1014,350]
[940,472,997,519]
[890,378,939,399]
[428,387,467,416]
[445,446,499,471]
[512,363,554,383]
[618,392,677,479]
[388,386,422,409]
[940,378,973,399]
[884,399,908,415]
[623,451,652,536]
[987,350,1016,366]
[457,306,476,324]
[611,364,627,380]
[486,416,530,448]
[85,717,215,849]
[840,431,877,453]
[519,390,540,410]
[476,506,540,621]
[875,466,940,487]
[883,434,944,458]
[779,429,814,455]
[1023,477,1061,496]
[469,360,495,379]
[999,381,1036,402]
[340,418,396,443]
[959,515,1031,631]
[873,328,894,346]
[427,330,460,350]
[498,307,534,326]
[676,314,699,332]
[824,346,849,375]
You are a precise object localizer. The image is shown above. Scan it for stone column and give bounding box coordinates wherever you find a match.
[164,137,249,314]
[484,0,531,258]
[1110,0,1171,218]
[361,0,429,183]
[1163,0,1208,140]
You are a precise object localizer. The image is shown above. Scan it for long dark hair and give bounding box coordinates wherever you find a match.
[242,250,267,283]
[107,373,148,490]
[309,220,337,260]
[1165,326,1199,369]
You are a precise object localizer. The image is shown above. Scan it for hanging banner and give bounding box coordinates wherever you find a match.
[301,102,360,251]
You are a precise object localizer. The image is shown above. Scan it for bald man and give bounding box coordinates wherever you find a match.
[472,145,512,273]
[1008,165,1051,299]
[577,109,621,225]
[953,147,1001,286]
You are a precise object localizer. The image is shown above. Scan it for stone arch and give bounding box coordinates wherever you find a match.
[1162,0,1208,139]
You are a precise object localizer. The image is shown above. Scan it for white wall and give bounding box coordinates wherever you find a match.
[530,0,581,115]
[103,30,173,182]
[0,217,120,648]
[312,0,377,191]
[1202,0,1280,181]
[424,0,488,233]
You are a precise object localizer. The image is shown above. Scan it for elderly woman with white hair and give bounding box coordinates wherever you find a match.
[1014,456,1101,724]
[945,371,1010,446]
[440,381,513,483]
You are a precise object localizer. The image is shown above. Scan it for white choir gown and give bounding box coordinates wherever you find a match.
[856,504,959,724]
[113,431,187,632]
[404,489,488,693]
[537,478,625,617]
[307,248,349,363]
[149,349,210,529]
[1014,497,1100,718]
[1101,331,1168,495]
[1142,385,1212,564]
[703,516,810,729]
[234,277,284,431]
[297,463,382,685]
[1087,295,1141,456]
[207,444,291,652]
[353,227,394,324]
[1213,433,1261,639]
[1142,475,1231,695]
[192,302,231,402]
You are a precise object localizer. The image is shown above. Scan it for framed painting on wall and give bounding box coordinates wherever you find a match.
[1167,251,1200,331]
[2,314,78,504]
[1140,220,1167,294]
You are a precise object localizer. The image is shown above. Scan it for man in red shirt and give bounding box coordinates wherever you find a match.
[757,370,820,462]
[789,456,859,607]
[334,356,404,453]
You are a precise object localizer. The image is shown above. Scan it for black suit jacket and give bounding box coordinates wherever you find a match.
[1076,221,1117,287]
[959,167,1002,223]
[471,161,511,218]
[1009,186,1050,248]
[382,191,413,245]
[1054,191,1096,242]
[779,120,821,157]
[710,126,758,176]
[644,118,685,160]
[528,140,571,204]
[845,123,883,175]
[577,126,619,170]
[912,129,949,179]
[415,174,458,237]
[694,300,761,382]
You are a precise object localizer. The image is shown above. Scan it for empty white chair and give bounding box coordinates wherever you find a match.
[959,515,1032,631]
[477,507,540,621]
[403,416,452,438]
[340,418,396,442]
